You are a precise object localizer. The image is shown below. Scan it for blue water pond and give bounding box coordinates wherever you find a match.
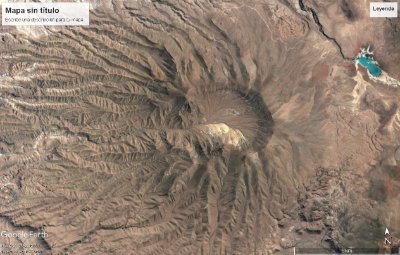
[355,51,382,77]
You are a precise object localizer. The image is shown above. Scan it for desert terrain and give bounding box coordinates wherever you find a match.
[0,0,399,254]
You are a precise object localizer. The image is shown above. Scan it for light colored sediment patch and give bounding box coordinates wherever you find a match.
[198,123,248,149]
[351,71,368,111]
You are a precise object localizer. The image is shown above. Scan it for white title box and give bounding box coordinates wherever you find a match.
[2,3,89,26]
[370,2,398,18]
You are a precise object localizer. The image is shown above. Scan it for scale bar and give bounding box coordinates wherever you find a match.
[294,247,400,255]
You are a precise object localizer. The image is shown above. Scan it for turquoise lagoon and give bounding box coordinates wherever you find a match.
[355,49,382,77]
